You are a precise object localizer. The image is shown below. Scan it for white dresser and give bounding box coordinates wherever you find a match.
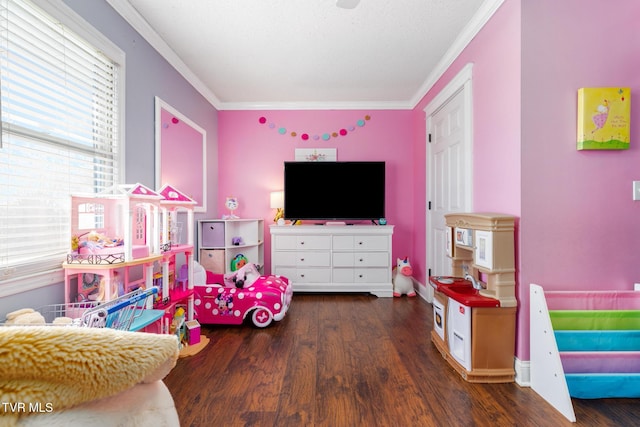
[270,224,394,297]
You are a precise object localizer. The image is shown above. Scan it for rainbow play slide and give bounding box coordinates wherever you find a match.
[530,285,640,422]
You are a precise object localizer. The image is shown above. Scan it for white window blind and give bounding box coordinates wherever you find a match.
[0,0,121,286]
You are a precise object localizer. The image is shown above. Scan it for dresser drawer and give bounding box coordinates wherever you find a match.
[354,267,389,283]
[274,235,331,250]
[333,251,389,267]
[273,251,330,267]
[332,235,389,251]
[333,267,389,283]
[273,235,297,250]
[275,267,331,283]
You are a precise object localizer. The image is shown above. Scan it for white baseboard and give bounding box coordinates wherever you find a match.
[514,357,530,387]
[415,279,433,303]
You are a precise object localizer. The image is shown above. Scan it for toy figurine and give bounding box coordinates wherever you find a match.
[392,257,417,297]
[230,253,248,271]
[224,262,261,288]
[223,196,239,219]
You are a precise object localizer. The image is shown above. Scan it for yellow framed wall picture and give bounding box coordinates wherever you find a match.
[577,87,630,150]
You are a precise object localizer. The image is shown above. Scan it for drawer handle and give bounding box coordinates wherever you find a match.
[300,258,305,262]
[300,274,305,278]
[358,241,363,245]
[300,241,305,245]
[359,274,363,278]
[359,258,364,262]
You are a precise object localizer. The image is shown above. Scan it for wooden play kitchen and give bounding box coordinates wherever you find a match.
[429,212,517,383]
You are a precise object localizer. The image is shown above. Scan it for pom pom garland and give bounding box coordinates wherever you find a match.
[258,115,371,141]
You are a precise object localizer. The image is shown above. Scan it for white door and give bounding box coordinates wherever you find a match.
[426,65,473,300]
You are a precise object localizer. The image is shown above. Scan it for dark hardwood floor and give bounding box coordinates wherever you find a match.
[164,293,640,426]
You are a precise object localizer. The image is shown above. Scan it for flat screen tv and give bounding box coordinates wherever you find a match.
[283,161,385,221]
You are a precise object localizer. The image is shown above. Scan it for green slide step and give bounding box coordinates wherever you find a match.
[549,310,640,330]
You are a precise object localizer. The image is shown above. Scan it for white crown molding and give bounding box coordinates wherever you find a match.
[106,0,223,110]
[409,0,505,107]
[219,100,414,111]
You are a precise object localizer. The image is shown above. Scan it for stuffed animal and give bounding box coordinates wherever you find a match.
[223,262,261,289]
[4,308,46,325]
[230,253,248,271]
[5,308,76,326]
[392,257,417,297]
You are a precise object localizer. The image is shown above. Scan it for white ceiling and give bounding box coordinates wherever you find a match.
[107,0,503,110]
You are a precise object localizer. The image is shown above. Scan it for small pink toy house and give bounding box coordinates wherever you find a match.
[68,183,163,264]
[157,184,197,322]
[63,183,163,304]
[157,183,196,250]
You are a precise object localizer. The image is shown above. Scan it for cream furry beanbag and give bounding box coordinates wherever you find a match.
[0,326,179,426]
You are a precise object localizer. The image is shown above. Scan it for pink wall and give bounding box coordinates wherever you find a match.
[159,108,205,208]
[217,110,415,275]
[411,1,522,285]
[412,0,640,363]
[519,0,640,358]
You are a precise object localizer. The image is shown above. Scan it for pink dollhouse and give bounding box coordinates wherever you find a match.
[157,183,196,250]
[68,183,162,265]
[62,183,198,336]
[156,184,197,326]
[63,183,163,305]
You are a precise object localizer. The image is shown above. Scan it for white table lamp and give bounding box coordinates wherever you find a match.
[270,191,285,225]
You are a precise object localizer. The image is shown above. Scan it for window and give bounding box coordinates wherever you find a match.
[0,0,123,295]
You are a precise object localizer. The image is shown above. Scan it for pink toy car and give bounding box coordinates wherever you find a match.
[193,268,292,328]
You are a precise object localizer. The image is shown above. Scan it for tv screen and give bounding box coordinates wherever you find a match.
[283,161,385,221]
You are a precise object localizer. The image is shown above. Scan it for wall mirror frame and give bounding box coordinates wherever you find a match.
[155,96,207,212]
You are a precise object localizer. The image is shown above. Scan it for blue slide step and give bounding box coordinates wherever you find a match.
[565,373,640,399]
[555,330,640,351]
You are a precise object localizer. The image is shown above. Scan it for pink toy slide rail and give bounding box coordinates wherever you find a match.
[530,285,640,423]
[544,290,640,310]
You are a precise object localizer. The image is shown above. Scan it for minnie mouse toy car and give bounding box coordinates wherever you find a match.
[193,263,292,328]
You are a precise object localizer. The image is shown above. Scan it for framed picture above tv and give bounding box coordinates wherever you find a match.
[294,148,337,162]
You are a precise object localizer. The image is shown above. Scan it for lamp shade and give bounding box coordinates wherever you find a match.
[270,191,284,209]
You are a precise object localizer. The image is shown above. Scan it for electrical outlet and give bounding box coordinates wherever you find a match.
[634,181,640,201]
